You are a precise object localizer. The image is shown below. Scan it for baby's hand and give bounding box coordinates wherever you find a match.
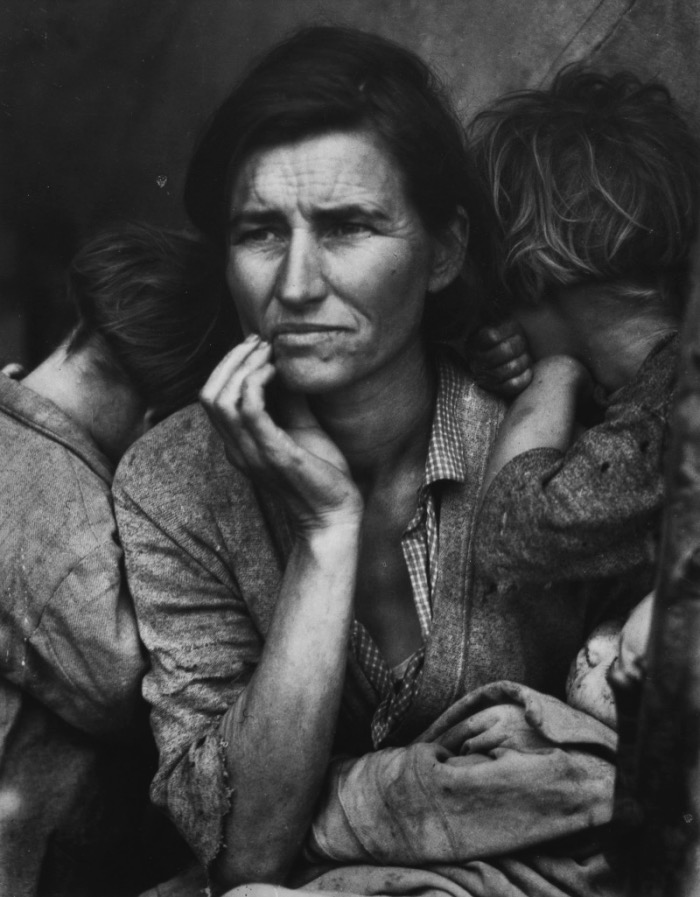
[466,319,533,398]
[611,592,654,690]
[460,703,549,754]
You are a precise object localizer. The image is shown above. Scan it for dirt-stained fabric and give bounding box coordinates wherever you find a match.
[0,373,149,896]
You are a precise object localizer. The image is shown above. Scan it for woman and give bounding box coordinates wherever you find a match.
[114,28,620,897]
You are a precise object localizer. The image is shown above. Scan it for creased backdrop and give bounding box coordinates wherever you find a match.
[1,0,698,364]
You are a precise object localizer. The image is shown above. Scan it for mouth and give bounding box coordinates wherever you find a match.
[271,323,347,336]
[270,324,349,347]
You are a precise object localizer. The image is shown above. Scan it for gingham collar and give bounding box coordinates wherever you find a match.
[424,353,468,487]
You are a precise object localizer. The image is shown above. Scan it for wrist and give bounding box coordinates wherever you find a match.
[300,508,363,548]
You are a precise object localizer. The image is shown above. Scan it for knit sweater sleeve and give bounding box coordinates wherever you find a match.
[474,337,677,585]
[113,421,267,869]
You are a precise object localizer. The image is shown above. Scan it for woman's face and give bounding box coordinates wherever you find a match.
[225,129,452,394]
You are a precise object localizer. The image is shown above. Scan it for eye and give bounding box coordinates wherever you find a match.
[326,220,374,239]
[232,227,283,247]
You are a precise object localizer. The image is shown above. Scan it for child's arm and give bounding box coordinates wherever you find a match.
[480,355,590,500]
[475,336,677,585]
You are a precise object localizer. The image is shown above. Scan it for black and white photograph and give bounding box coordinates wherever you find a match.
[1,2,699,895]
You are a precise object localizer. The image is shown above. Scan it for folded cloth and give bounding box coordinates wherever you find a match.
[223,849,619,897]
[148,684,620,897]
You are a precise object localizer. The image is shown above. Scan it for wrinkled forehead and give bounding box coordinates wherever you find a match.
[227,129,408,215]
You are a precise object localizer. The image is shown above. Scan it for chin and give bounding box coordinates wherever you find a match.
[274,357,351,395]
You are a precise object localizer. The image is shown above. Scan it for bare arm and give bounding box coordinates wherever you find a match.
[199,336,363,887]
[474,337,676,583]
[480,355,591,500]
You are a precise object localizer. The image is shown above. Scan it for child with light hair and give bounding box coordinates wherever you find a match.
[466,66,699,729]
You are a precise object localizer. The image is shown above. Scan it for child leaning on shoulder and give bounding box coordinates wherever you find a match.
[466,66,700,727]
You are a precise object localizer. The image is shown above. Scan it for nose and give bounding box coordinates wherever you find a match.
[276,228,326,306]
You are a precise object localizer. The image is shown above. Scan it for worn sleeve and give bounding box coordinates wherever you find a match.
[0,539,145,737]
[307,682,616,866]
[474,343,676,584]
[113,479,264,869]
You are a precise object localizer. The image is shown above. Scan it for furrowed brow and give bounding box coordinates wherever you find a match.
[228,210,283,230]
[314,204,389,225]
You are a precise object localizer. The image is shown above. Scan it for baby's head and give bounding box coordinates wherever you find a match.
[566,619,621,728]
[567,593,655,728]
[470,66,699,330]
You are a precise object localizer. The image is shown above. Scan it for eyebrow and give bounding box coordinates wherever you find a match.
[228,210,282,230]
[229,203,391,229]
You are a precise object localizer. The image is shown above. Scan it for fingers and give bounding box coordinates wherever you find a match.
[200,333,265,403]
[273,390,317,431]
[463,729,503,755]
[467,318,527,352]
[200,336,281,471]
[1,362,26,380]
[466,319,533,398]
[494,369,534,397]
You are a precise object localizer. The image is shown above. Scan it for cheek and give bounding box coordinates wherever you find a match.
[350,242,431,325]
[225,255,267,332]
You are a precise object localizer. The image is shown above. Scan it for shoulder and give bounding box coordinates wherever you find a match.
[0,400,121,622]
[0,399,115,539]
[117,403,211,478]
[114,402,259,535]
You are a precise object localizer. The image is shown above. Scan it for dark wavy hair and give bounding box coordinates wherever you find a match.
[67,223,239,419]
[184,25,494,340]
[469,66,700,314]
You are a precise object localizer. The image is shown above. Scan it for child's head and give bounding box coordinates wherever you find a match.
[66,223,239,423]
[470,67,700,319]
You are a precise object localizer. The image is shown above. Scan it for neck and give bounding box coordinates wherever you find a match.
[22,343,146,462]
[309,343,436,488]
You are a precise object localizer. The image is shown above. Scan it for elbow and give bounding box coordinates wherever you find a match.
[65,672,145,738]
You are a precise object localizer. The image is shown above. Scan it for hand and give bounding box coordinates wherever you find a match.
[1,362,26,380]
[459,703,550,754]
[610,592,654,690]
[466,319,533,398]
[200,335,362,533]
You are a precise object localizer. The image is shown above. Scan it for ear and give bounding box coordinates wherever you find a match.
[427,208,469,293]
[143,407,159,433]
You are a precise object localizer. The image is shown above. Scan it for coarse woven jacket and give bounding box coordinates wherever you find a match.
[0,374,148,897]
[113,359,634,871]
[475,333,677,587]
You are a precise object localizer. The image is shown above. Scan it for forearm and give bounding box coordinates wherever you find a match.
[309,688,616,866]
[213,521,361,888]
[480,356,587,499]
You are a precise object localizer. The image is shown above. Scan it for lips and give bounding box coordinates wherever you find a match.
[270,323,347,337]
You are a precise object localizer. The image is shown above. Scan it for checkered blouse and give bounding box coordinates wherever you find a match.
[349,356,468,747]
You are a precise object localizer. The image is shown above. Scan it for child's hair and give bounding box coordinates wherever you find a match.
[469,66,700,313]
[67,223,240,419]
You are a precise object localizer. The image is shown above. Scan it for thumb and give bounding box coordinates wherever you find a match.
[276,391,319,430]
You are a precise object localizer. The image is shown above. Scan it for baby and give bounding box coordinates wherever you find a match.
[566,592,653,728]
